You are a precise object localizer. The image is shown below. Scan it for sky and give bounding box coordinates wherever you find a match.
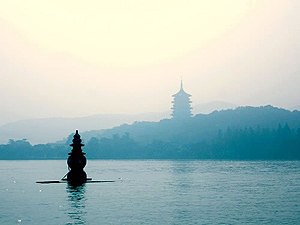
[0,0,299,125]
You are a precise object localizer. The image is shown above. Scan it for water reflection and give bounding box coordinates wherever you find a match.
[65,184,87,225]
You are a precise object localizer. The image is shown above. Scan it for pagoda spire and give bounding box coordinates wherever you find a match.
[180,79,183,90]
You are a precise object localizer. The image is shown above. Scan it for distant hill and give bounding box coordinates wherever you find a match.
[1,105,299,160]
[0,101,236,144]
[193,101,237,114]
[82,105,300,144]
[0,112,169,144]
[290,105,300,111]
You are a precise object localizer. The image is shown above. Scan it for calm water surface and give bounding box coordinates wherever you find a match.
[0,160,299,225]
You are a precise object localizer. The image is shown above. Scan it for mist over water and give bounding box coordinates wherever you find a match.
[1,160,299,224]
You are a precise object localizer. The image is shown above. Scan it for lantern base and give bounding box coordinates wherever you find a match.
[66,170,87,185]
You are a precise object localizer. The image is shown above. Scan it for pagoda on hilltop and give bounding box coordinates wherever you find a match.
[171,80,192,119]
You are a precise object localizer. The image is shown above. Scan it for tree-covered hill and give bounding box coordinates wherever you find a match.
[87,105,300,145]
[1,106,300,160]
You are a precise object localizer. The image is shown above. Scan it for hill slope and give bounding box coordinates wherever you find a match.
[85,105,300,144]
[0,112,169,144]
[1,105,299,160]
[0,101,236,144]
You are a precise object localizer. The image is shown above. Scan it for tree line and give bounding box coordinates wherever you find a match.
[1,123,299,160]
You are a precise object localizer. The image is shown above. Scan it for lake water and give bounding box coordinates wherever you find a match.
[0,160,299,225]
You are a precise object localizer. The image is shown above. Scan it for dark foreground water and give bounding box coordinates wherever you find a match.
[0,160,299,225]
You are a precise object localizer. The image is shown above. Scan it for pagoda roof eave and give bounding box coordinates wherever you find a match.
[172,91,192,97]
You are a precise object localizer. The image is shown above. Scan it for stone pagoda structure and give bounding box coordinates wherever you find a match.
[66,130,87,185]
[171,80,192,119]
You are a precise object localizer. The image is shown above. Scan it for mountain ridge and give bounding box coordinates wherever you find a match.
[0,101,236,144]
[81,105,300,145]
[1,105,299,160]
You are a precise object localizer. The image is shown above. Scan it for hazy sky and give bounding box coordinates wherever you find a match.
[0,0,299,125]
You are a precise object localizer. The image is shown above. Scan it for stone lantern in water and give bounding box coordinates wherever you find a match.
[67,130,87,185]
[36,130,115,184]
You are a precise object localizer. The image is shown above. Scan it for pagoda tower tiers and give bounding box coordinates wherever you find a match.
[66,130,87,185]
[171,81,192,119]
